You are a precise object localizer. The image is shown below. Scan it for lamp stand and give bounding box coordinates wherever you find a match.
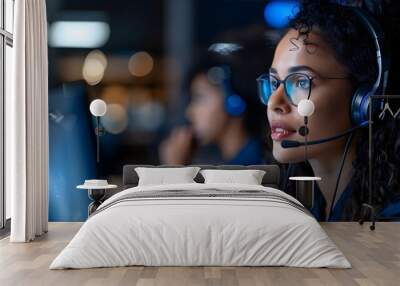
[358,97,376,230]
[96,116,100,162]
[359,203,376,230]
[94,116,105,163]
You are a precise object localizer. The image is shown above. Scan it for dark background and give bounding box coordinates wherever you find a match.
[46,0,286,221]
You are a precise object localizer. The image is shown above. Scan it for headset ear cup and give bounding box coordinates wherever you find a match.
[351,86,371,125]
[225,94,247,116]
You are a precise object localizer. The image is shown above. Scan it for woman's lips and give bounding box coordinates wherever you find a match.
[270,122,297,141]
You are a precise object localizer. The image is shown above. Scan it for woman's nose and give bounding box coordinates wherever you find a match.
[268,85,292,114]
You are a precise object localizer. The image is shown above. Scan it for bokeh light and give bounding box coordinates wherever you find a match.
[82,50,108,85]
[101,85,130,106]
[207,66,225,85]
[208,43,243,55]
[49,21,111,48]
[131,101,166,131]
[128,51,154,77]
[264,1,299,29]
[100,104,129,134]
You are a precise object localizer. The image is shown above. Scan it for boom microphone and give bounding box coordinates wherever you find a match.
[281,121,369,148]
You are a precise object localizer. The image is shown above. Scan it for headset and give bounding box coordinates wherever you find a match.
[350,7,390,126]
[219,65,247,117]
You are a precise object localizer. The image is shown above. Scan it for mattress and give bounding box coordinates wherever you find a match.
[50,183,351,269]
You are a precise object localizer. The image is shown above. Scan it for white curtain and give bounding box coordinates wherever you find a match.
[7,0,49,242]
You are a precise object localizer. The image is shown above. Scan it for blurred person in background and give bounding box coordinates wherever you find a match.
[160,27,277,165]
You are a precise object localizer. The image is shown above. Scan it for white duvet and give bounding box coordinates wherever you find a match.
[50,183,351,269]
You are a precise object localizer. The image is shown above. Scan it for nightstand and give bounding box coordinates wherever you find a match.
[77,183,118,216]
[289,176,321,209]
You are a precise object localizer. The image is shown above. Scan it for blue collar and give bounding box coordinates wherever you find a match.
[310,183,354,221]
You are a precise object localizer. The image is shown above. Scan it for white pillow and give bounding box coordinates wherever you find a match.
[200,169,266,185]
[135,167,201,186]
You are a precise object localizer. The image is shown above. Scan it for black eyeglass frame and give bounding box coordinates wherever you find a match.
[257,72,351,106]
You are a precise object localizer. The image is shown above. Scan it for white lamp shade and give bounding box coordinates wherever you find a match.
[297,99,315,117]
[90,99,107,117]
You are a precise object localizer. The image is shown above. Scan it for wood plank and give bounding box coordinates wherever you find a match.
[0,222,399,286]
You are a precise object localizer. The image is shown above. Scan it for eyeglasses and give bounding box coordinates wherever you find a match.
[257,72,350,106]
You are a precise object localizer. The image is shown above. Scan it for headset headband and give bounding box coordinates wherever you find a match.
[350,7,390,96]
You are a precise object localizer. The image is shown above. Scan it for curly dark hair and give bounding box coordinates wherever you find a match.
[285,0,400,220]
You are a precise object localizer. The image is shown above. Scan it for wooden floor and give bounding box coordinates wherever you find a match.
[0,222,399,286]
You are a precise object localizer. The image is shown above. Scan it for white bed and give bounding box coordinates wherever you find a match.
[50,183,351,269]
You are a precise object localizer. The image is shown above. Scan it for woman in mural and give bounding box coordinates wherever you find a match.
[259,0,400,221]
[160,27,276,165]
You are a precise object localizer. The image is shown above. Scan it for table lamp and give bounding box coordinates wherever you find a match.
[290,99,319,209]
[89,99,107,162]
